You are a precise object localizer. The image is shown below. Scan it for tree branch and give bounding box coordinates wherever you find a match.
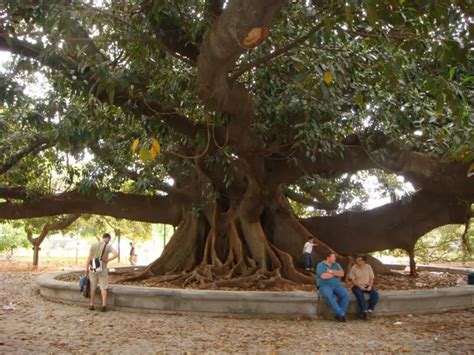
[301,190,471,255]
[0,189,183,225]
[267,132,474,201]
[0,137,51,176]
[285,188,338,210]
[0,31,201,139]
[230,18,327,82]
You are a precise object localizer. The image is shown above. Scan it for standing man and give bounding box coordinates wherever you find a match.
[85,233,118,312]
[348,254,379,319]
[316,252,350,322]
[302,237,318,270]
[129,242,137,265]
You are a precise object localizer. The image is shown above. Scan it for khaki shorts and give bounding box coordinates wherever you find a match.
[89,269,109,290]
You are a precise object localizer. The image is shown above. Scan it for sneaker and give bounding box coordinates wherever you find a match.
[336,315,346,322]
[362,311,368,320]
[100,306,107,312]
[305,268,310,271]
[88,305,95,311]
[368,309,374,313]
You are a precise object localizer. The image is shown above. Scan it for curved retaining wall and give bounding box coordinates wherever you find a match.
[37,265,474,319]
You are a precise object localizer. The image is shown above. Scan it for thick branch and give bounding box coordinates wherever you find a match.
[0,190,183,225]
[301,190,471,255]
[208,0,224,18]
[267,132,474,200]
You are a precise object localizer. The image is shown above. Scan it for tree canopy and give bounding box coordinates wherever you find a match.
[0,0,472,287]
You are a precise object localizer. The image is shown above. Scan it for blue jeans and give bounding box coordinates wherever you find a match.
[351,286,379,313]
[319,283,350,318]
[303,253,312,269]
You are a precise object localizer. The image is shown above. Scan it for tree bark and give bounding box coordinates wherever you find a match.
[26,214,80,268]
[300,190,470,255]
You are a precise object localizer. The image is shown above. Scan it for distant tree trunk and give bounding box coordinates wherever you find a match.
[32,243,40,268]
[26,214,80,269]
[408,249,417,276]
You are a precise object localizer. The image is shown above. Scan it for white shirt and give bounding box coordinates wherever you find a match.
[303,242,315,254]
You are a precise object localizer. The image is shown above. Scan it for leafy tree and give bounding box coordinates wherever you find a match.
[414,223,473,264]
[0,0,472,286]
[0,223,29,256]
[24,215,80,268]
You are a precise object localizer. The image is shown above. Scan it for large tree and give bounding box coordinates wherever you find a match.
[0,1,472,287]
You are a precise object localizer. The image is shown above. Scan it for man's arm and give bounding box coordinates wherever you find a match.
[104,248,118,263]
[332,264,345,277]
[367,265,375,290]
[85,249,92,274]
[319,266,341,279]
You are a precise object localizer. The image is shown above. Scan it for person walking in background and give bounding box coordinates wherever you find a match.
[86,233,118,312]
[348,254,379,320]
[302,237,318,270]
[129,242,137,265]
[316,252,349,322]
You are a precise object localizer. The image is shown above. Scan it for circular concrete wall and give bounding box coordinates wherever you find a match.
[37,265,474,319]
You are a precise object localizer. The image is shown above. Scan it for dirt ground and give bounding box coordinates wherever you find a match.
[0,266,473,354]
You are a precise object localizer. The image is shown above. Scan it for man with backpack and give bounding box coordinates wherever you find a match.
[85,233,118,312]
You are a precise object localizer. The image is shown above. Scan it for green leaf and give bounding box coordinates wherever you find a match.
[139,147,151,162]
[367,3,377,26]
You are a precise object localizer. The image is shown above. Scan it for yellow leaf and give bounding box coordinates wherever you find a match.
[131,138,139,153]
[150,146,158,160]
[151,138,161,155]
[323,71,333,85]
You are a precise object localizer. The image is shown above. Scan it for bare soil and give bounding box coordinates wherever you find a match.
[0,264,473,353]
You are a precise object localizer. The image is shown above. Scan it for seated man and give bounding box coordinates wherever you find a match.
[348,254,379,319]
[316,252,349,322]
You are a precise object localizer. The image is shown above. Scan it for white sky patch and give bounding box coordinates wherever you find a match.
[0,51,12,69]
[24,71,52,99]
[164,177,175,186]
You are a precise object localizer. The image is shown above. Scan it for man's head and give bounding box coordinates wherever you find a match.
[102,233,112,242]
[130,242,133,246]
[325,252,336,264]
[356,254,367,266]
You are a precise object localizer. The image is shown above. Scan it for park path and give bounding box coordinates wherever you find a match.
[0,270,473,354]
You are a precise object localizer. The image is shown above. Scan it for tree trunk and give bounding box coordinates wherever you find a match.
[124,188,338,288]
[32,243,40,269]
[408,249,417,276]
[26,214,80,269]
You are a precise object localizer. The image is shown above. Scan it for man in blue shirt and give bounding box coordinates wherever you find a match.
[316,252,350,322]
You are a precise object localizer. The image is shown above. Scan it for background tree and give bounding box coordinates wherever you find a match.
[0,0,472,287]
[24,214,80,268]
[0,222,29,258]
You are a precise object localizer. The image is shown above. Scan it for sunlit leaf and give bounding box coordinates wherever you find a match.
[131,138,139,153]
[151,138,161,155]
[323,71,333,85]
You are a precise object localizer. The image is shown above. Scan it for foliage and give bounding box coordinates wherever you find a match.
[71,215,153,242]
[414,223,473,263]
[374,223,474,263]
[0,223,29,255]
[0,0,472,273]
